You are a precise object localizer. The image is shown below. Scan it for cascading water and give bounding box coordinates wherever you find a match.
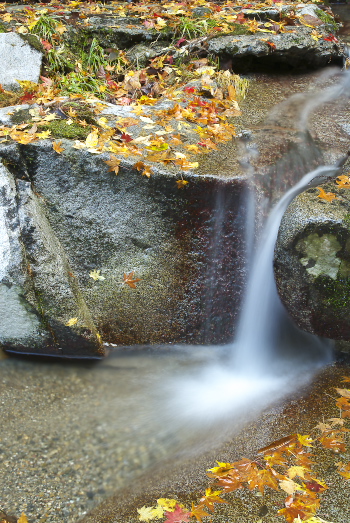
[232,164,340,373]
[165,71,350,432]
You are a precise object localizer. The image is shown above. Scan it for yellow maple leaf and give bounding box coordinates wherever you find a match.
[156,499,178,512]
[287,465,306,479]
[66,317,78,327]
[16,80,38,92]
[53,141,64,154]
[17,514,29,523]
[85,131,99,149]
[16,26,29,34]
[137,505,162,521]
[56,23,67,34]
[297,434,314,447]
[336,175,350,188]
[89,269,105,281]
[67,107,78,118]
[177,180,189,189]
[316,187,337,203]
[37,130,51,139]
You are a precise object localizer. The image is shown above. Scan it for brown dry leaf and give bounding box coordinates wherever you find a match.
[335,388,350,399]
[53,141,64,154]
[133,161,153,178]
[105,155,121,175]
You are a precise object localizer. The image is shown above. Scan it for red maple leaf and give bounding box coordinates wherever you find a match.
[121,132,133,143]
[324,34,338,42]
[19,92,36,103]
[164,505,191,523]
[41,39,53,51]
[176,37,187,47]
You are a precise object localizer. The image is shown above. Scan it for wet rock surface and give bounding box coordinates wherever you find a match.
[275,178,350,341]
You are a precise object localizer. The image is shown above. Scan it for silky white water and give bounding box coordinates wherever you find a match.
[164,71,350,432]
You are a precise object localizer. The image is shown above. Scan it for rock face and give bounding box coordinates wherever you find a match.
[0,135,249,356]
[0,33,42,90]
[206,27,344,73]
[274,183,350,340]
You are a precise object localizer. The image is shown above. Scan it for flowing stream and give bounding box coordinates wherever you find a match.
[167,71,350,429]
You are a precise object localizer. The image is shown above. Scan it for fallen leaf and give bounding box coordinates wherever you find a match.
[53,141,64,154]
[316,187,337,202]
[89,269,106,281]
[297,434,314,447]
[137,505,162,522]
[191,503,211,522]
[123,271,141,289]
[176,180,189,189]
[105,155,121,175]
[199,488,226,511]
[164,504,191,523]
[66,317,78,327]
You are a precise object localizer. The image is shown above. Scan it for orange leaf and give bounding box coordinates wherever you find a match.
[176,180,189,189]
[336,175,350,188]
[316,187,337,202]
[123,271,141,289]
[191,503,211,522]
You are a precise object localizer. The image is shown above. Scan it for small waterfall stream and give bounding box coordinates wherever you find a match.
[232,164,340,373]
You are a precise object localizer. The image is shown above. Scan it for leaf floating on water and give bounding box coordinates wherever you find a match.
[176,180,189,189]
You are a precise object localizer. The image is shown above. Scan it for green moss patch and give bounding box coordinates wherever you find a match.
[38,120,93,140]
[315,275,350,310]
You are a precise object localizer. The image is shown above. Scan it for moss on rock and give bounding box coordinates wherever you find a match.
[38,120,93,140]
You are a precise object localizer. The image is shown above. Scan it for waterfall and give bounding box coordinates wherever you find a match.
[232,164,340,373]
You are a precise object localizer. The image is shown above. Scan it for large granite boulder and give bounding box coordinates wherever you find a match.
[274,179,350,341]
[0,96,250,356]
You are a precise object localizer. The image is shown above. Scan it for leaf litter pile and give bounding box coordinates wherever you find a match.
[135,379,350,523]
[0,0,340,185]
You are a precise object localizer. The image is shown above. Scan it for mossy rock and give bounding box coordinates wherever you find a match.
[59,101,99,126]
[19,33,45,54]
[0,91,21,109]
[37,119,93,140]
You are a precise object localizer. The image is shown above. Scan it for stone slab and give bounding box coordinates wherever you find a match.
[0,32,42,91]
